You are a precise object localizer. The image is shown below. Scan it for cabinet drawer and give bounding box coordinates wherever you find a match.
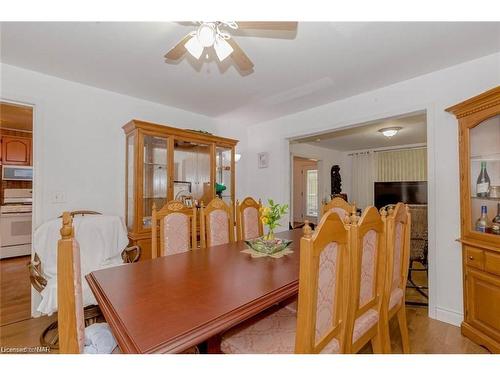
[485,251,500,277]
[465,246,484,270]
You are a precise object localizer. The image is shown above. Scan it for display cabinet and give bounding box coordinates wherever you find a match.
[446,86,500,353]
[123,120,238,259]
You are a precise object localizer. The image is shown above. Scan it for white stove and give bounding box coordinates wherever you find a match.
[0,189,33,259]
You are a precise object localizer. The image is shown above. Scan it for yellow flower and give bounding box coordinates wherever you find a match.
[261,217,268,224]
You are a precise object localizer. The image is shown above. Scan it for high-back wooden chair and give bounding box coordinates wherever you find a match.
[295,212,350,353]
[380,203,411,353]
[321,197,356,222]
[57,212,86,353]
[151,200,197,258]
[236,197,264,241]
[344,206,387,353]
[220,212,350,354]
[200,197,235,248]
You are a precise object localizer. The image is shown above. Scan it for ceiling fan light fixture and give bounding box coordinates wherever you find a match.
[185,36,204,59]
[378,127,402,138]
[214,36,233,62]
[196,23,216,47]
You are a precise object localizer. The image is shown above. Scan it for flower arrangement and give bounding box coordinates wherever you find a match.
[259,199,289,240]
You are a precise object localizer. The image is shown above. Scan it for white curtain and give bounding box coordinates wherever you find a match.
[377,148,427,182]
[351,152,377,209]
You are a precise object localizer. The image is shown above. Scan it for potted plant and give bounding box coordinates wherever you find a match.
[245,199,291,254]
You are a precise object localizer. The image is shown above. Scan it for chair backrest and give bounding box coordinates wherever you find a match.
[151,200,197,258]
[200,197,235,248]
[381,203,411,310]
[321,197,356,221]
[345,206,386,344]
[295,212,350,354]
[57,212,85,354]
[236,197,263,241]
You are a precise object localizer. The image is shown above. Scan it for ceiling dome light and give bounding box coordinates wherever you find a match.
[235,153,242,162]
[196,23,216,47]
[378,127,402,138]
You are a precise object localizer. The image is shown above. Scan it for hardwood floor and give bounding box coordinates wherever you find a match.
[0,256,31,326]
[0,254,488,354]
[359,306,488,354]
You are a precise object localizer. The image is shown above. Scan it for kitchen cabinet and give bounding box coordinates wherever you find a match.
[1,136,31,165]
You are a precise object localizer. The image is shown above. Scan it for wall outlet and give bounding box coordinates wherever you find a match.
[52,191,66,203]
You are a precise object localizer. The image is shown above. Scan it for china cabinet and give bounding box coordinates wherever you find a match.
[123,120,238,259]
[446,86,500,353]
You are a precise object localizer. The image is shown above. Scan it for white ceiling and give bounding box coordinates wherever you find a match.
[296,112,427,151]
[1,22,499,126]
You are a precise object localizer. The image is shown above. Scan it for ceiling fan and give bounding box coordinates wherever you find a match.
[164,21,298,71]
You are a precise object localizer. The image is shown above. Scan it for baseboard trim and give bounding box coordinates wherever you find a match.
[435,307,464,327]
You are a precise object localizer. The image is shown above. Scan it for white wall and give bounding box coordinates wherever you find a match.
[216,52,500,326]
[1,63,217,316]
[0,63,217,228]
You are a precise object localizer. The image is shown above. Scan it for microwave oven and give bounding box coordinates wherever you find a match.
[1,165,33,181]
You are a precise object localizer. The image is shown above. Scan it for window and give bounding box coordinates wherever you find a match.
[306,169,318,217]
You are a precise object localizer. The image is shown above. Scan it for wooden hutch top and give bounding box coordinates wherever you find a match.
[446,86,500,118]
[122,119,238,147]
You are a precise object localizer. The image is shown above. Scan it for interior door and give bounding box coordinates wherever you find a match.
[303,164,318,223]
[292,158,318,223]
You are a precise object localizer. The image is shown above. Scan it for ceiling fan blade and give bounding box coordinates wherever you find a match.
[164,34,193,60]
[236,22,298,31]
[226,38,254,71]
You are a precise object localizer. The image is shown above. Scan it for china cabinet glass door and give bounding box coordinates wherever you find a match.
[216,146,233,206]
[469,114,500,236]
[142,135,168,229]
[173,139,212,206]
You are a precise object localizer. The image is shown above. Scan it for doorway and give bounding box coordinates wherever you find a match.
[289,111,429,307]
[292,156,319,227]
[0,101,34,326]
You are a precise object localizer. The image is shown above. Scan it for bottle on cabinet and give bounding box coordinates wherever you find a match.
[476,161,491,197]
[492,203,500,235]
[475,205,489,233]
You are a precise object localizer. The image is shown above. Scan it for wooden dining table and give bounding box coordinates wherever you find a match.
[86,229,303,354]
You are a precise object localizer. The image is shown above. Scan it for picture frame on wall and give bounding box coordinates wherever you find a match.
[258,152,269,169]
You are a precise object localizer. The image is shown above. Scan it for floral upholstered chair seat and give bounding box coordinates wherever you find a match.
[221,305,340,354]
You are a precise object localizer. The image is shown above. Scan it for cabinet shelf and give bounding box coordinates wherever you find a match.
[471,196,500,201]
[470,153,500,162]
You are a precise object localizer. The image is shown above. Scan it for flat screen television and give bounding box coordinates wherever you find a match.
[374,181,427,209]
